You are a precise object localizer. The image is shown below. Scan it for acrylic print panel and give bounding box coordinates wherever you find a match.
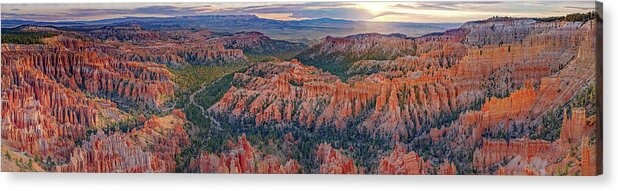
[0,1,602,175]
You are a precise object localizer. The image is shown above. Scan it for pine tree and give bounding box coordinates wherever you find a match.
[28,159,33,170]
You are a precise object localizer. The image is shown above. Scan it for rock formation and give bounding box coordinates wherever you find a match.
[296,33,417,76]
[316,143,359,174]
[1,30,181,169]
[56,112,189,172]
[378,144,431,175]
[88,25,162,43]
[2,36,176,109]
[191,134,300,174]
[212,31,307,57]
[560,107,587,144]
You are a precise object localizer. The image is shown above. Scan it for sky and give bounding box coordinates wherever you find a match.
[1,1,597,23]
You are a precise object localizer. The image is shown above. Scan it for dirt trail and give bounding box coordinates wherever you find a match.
[188,78,223,130]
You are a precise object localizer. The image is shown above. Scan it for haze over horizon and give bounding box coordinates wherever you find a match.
[1,1,596,23]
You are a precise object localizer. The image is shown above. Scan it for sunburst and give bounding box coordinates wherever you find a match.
[356,2,392,15]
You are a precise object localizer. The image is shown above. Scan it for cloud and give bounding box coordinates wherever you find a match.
[289,7,374,20]
[212,2,375,20]
[65,5,212,17]
[393,3,457,11]
[564,6,595,11]
[1,12,53,20]
[2,4,213,21]
[132,5,211,15]
[394,1,503,11]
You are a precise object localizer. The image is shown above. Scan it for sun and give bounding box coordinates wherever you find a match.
[356,2,392,15]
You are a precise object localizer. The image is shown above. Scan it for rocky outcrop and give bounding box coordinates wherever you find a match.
[210,59,476,137]
[464,82,538,142]
[462,18,536,47]
[462,17,590,47]
[213,31,307,57]
[2,37,175,109]
[437,160,457,175]
[478,134,597,176]
[56,113,189,172]
[560,107,587,144]
[311,33,415,58]
[89,25,161,43]
[580,136,597,176]
[472,106,597,175]
[316,143,359,174]
[378,144,431,175]
[1,34,177,168]
[110,43,246,68]
[191,134,300,174]
[472,138,554,171]
[377,144,457,175]
[296,33,417,76]
[432,77,561,145]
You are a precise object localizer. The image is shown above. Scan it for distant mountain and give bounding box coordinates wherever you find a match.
[2,15,461,44]
[1,19,88,28]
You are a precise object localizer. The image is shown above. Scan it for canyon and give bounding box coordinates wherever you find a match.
[1,13,601,175]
